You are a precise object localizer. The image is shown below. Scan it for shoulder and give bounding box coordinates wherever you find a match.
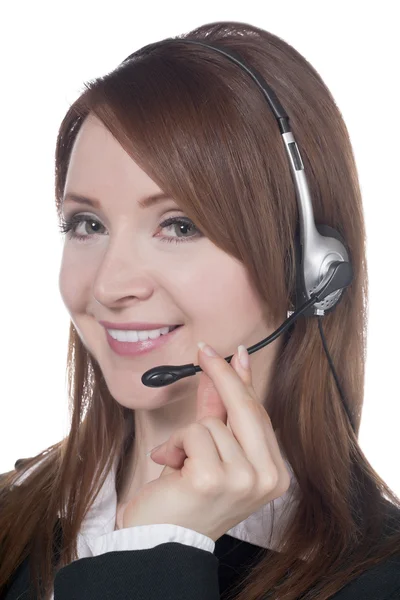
[333,503,400,599]
[333,552,400,599]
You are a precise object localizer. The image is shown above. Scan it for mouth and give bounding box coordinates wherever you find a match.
[105,324,183,357]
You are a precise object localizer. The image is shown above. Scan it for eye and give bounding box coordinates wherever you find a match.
[58,214,203,244]
[158,216,202,243]
[58,215,105,241]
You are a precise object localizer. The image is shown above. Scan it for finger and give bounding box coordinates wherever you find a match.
[151,351,235,467]
[152,415,290,496]
[152,351,244,468]
[150,366,232,469]
[153,421,223,470]
[152,345,257,465]
[195,342,272,467]
[227,349,255,434]
[195,370,228,424]
[150,364,229,469]
[152,417,290,493]
[154,345,291,495]
[195,345,253,424]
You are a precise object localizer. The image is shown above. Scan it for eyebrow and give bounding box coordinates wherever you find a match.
[62,191,174,210]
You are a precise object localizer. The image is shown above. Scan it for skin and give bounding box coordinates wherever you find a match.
[58,114,284,524]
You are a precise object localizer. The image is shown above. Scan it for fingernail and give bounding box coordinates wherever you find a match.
[197,341,218,357]
[238,345,250,369]
[145,443,164,457]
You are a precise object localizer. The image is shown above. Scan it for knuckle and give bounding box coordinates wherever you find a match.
[247,405,262,420]
[193,469,223,493]
[279,468,292,494]
[259,406,272,425]
[258,465,280,494]
[197,416,222,429]
[188,422,207,436]
[232,467,257,493]
[250,401,272,425]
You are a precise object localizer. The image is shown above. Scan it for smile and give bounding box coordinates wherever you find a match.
[105,325,183,357]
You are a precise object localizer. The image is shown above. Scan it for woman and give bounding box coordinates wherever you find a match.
[1,20,399,600]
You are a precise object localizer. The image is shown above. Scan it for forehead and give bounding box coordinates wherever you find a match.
[67,114,126,169]
[64,115,157,199]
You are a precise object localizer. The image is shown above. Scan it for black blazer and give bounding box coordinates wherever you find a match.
[3,517,400,599]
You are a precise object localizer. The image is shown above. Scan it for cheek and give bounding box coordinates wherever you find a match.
[180,255,264,328]
[58,251,92,312]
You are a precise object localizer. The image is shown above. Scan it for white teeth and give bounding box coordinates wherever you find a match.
[107,326,175,342]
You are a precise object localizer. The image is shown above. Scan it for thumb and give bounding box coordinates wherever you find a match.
[195,352,227,424]
[195,346,246,424]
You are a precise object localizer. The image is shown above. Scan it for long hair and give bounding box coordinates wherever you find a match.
[1,20,399,600]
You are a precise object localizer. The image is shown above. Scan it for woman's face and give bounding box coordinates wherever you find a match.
[59,113,278,410]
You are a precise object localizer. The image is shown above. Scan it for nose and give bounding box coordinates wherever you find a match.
[91,237,155,307]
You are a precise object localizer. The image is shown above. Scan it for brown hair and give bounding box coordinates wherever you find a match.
[1,20,399,600]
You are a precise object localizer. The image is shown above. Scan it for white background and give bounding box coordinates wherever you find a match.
[0,1,399,496]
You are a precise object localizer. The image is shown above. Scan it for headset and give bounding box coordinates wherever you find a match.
[121,39,355,433]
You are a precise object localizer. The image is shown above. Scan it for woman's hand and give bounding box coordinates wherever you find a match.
[122,342,291,542]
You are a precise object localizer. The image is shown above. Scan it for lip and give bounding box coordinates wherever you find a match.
[105,325,183,357]
[99,320,182,331]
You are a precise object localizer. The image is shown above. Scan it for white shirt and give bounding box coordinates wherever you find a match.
[13,450,299,600]
[14,451,298,555]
